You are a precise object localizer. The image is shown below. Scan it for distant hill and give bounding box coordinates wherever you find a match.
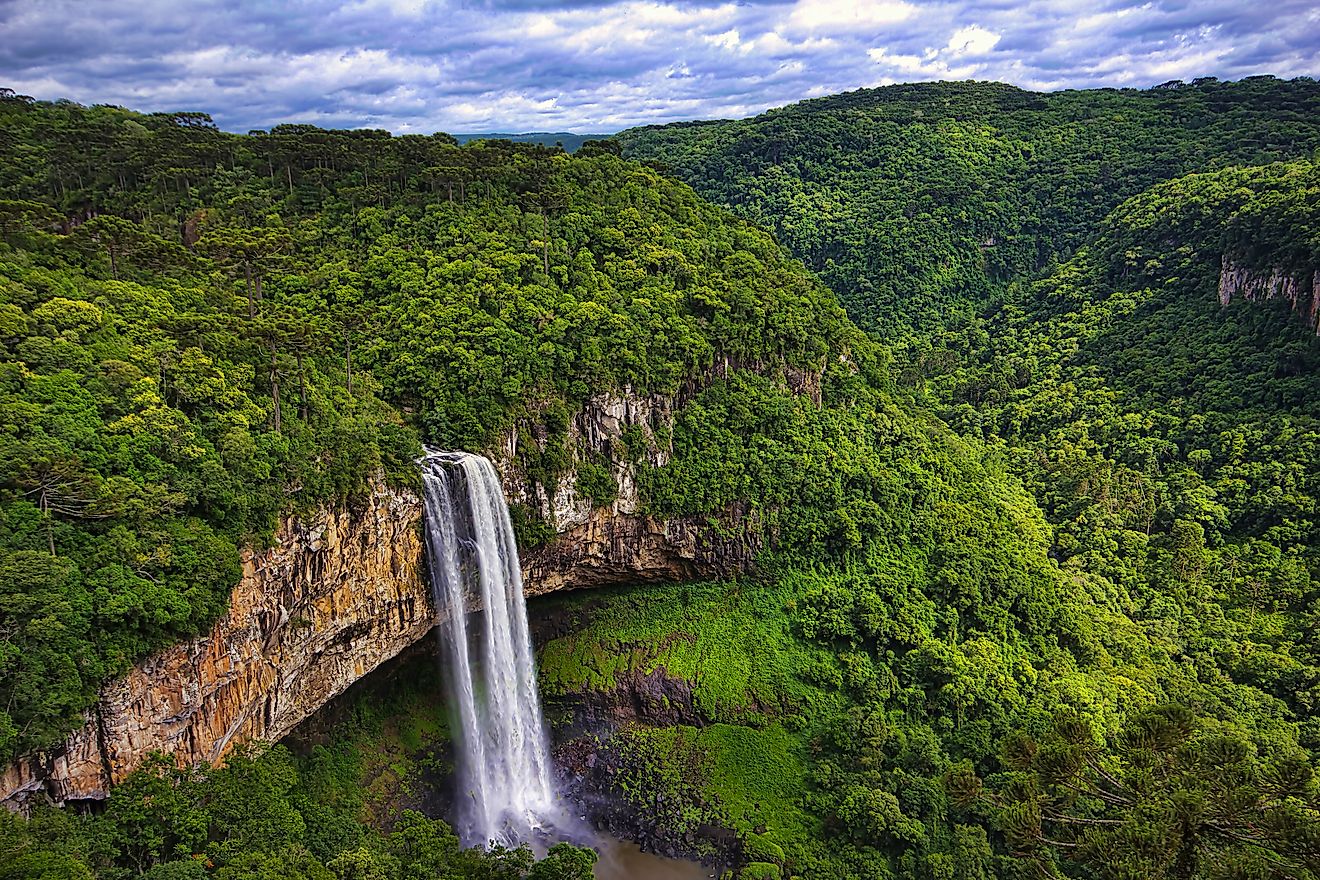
[618,76,1320,340]
[451,131,614,152]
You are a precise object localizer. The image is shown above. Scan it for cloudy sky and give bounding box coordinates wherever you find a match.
[1,0,1316,133]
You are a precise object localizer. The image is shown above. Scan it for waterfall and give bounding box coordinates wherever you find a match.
[420,450,557,848]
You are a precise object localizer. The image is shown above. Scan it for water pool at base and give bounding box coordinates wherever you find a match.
[593,833,714,880]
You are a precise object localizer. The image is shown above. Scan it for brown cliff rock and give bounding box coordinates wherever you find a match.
[3,483,429,809]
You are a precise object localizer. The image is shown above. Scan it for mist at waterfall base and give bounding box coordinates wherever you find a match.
[419,451,710,880]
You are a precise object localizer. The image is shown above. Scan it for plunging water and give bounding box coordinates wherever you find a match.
[420,451,557,848]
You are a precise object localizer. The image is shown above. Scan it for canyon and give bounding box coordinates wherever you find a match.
[0,390,761,812]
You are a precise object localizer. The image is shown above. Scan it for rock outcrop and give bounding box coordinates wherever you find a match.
[1218,258,1320,333]
[500,389,762,596]
[2,483,429,809]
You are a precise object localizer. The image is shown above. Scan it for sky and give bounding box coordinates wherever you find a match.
[1,0,1316,134]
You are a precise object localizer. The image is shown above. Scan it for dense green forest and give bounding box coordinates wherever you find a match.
[0,89,857,769]
[918,159,1320,743]
[618,76,1320,339]
[531,157,1320,880]
[0,90,1011,879]
[2,76,1320,880]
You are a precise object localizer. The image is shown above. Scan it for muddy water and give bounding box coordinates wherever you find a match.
[593,834,713,880]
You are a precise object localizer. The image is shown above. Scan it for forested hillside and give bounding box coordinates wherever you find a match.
[919,159,1320,743]
[529,164,1320,879]
[2,84,1320,880]
[0,90,862,767]
[601,79,1320,879]
[619,76,1320,339]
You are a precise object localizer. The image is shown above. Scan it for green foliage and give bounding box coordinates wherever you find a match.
[572,458,616,507]
[0,808,94,880]
[0,250,414,761]
[742,833,785,866]
[284,652,451,831]
[909,160,1320,735]
[609,724,731,847]
[620,77,1320,340]
[1,744,586,880]
[524,842,597,880]
[954,704,1320,879]
[539,578,852,728]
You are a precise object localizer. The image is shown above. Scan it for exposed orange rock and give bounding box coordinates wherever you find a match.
[3,483,428,808]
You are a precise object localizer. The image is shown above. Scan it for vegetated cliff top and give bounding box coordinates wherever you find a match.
[618,75,1320,340]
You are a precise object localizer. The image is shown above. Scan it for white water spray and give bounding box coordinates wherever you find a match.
[420,450,557,848]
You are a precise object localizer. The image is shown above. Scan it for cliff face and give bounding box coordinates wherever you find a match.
[3,388,765,811]
[501,388,762,596]
[2,484,429,808]
[1219,258,1320,334]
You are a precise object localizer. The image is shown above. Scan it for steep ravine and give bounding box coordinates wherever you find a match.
[1,389,762,810]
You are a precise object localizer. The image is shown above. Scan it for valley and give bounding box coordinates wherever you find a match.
[0,74,1318,880]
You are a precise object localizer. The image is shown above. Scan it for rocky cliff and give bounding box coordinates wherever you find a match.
[1219,258,1320,333]
[500,388,762,596]
[2,388,764,811]
[2,483,429,809]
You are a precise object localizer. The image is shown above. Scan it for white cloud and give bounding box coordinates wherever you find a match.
[554,1,737,52]
[867,46,981,80]
[706,28,747,52]
[1074,6,1145,33]
[0,0,1315,132]
[348,0,433,17]
[867,22,1000,81]
[786,0,916,33]
[946,24,1000,56]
